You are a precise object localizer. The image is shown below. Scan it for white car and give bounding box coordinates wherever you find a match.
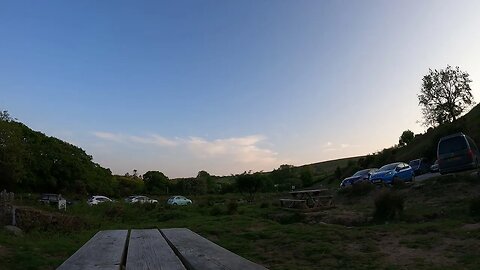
[125,195,158,204]
[167,196,192,206]
[87,195,113,206]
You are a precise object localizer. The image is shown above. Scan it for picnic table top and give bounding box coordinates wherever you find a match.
[289,188,329,194]
[56,228,268,270]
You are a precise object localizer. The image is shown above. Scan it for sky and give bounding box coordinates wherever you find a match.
[1,0,480,178]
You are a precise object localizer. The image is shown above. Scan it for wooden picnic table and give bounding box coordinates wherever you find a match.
[56,228,268,270]
[279,189,335,211]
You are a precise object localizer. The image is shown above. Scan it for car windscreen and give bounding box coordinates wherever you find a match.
[409,160,420,166]
[378,164,397,172]
[439,136,468,155]
[353,169,369,176]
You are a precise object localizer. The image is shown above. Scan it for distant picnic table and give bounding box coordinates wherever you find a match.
[56,228,268,270]
[279,189,335,211]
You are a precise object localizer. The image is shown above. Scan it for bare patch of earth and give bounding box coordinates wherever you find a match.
[377,233,455,268]
[461,223,480,231]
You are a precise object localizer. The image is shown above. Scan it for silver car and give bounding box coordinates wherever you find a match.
[167,196,192,206]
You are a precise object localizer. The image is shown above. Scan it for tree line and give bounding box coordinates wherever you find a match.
[0,111,314,197]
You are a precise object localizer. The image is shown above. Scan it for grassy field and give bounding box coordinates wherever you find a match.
[1,174,480,270]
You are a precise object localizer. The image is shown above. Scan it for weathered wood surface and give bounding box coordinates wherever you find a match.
[56,230,128,270]
[161,228,268,270]
[126,229,186,270]
[289,189,328,195]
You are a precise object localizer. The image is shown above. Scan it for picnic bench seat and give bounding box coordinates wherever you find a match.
[57,228,268,270]
[279,189,335,211]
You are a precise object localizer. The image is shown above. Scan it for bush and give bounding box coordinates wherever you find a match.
[373,190,405,221]
[209,205,223,216]
[469,196,480,219]
[226,200,238,214]
[260,202,270,208]
[104,204,124,219]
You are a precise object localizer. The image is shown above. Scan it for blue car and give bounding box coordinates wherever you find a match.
[369,162,414,185]
[340,168,377,187]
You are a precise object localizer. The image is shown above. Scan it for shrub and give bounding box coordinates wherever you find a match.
[209,205,223,216]
[226,200,238,215]
[104,204,124,219]
[373,190,405,221]
[469,196,480,219]
[260,202,270,208]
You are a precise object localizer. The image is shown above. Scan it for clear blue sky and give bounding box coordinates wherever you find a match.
[2,0,480,177]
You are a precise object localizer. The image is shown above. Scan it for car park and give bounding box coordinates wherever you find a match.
[340,168,377,187]
[437,133,479,174]
[167,196,192,206]
[409,158,430,175]
[125,195,158,204]
[87,195,113,206]
[369,162,414,185]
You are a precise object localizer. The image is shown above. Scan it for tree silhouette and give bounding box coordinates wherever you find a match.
[418,65,474,127]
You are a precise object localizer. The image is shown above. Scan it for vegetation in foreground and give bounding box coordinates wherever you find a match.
[1,174,480,270]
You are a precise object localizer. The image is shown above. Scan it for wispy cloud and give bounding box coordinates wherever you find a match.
[130,135,178,147]
[92,132,280,172]
[92,132,177,147]
[322,142,360,152]
[92,132,124,143]
[185,135,278,164]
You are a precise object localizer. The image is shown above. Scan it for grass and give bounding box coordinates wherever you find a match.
[2,175,480,269]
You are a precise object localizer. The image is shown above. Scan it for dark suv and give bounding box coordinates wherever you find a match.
[437,133,480,174]
[409,158,430,176]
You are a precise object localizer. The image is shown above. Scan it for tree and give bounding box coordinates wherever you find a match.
[300,167,313,187]
[0,110,13,122]
[235,172,264,201]
[334,166,342,179]
[418,65,474,127]
[143,171,169,194]
[398,130,414,146]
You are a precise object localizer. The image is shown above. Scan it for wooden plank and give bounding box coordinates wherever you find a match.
[126,229,186,270]
[161,228,268,270]
[289,189,328,194]
[279,199,307,202]
[57,230,128,270]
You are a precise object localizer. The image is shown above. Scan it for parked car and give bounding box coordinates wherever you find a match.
[87,195,113,206]
[340,168,377,187]
[409,158,430,176]
[125,195,158,204]
[437,133,480,175]
[38,193,72,205]
[369,162,414,185]
[430,160,439,173]
[167,196,192,206]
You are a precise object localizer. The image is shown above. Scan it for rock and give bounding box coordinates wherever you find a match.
[3,225,23,236]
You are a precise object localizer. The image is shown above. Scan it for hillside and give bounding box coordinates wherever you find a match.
[0,116,116,195]
[307,104,480,186]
